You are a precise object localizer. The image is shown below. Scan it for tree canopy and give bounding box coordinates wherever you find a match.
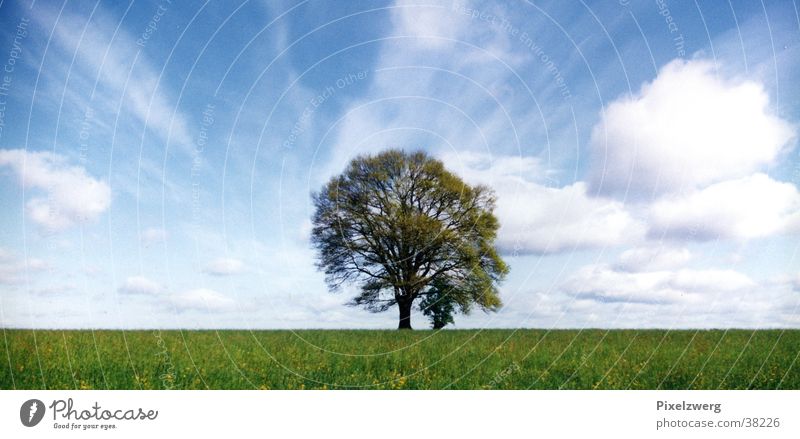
[310,149,508,329]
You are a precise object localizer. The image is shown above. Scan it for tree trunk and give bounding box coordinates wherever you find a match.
[397,300,413,330]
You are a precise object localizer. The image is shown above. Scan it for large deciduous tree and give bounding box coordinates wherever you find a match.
[310,149,508,329]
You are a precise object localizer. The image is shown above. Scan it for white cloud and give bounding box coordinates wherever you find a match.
[118,278,236,313]
[528,261,800,328]
[497,182,644,254]
[437,61,800,251]
[0,248,49,285]
[648,173,800,240]
[444,152,644,254]
[0,149,111,231]
[118,276,162,295]
[562,264,756,305]
[445,150,546,185]
[670,269,758,292]
[170,288,235,312]
[615,246,691,272]
[390,0,467,49]
[588,59,795,198]
[202,258,245,276]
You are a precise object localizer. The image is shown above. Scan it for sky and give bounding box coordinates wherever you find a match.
[0,0,798,329]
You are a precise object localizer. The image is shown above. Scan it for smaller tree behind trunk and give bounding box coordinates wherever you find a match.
[419,281,457,329]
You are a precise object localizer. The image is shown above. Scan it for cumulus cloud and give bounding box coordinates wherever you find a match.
[444,151,644,254]
[501,284,798,329]
[562,264,756,305]
[496,182,644,254]
[170,288,236,312]
[202,258,245,276]
[529,260,800,328]
[0,149,111,231]
[588,59,795,198]
[442,60,800,254]
[648,173,800,240]
[581,58,800,245]
[118,276,162,295]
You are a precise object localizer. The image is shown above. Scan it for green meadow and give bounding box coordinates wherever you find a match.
[1,329,797,390]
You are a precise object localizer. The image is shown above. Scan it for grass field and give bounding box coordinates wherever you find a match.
[1,329,798,389]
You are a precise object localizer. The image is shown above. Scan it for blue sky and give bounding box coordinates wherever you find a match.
[0,0,798,329]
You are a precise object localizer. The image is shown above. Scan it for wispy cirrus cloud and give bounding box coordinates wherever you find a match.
[319,0,542,182]
[30,7,193,151]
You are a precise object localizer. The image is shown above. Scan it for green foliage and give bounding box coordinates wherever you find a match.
[2,329,798,390]
[311,149,508,329]
[419,279,456,329]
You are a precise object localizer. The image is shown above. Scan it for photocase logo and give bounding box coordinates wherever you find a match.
[20,399,45,427]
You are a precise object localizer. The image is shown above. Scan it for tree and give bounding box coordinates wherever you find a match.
[419,279,456,329]
[310,149,508,329]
